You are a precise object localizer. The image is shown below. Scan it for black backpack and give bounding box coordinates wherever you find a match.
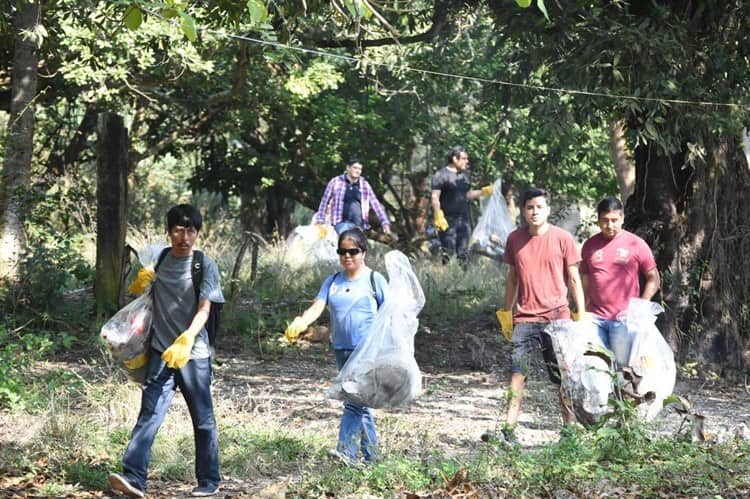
[155,248,223,346]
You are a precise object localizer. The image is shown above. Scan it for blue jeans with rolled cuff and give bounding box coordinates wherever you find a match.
[120,348,220,492]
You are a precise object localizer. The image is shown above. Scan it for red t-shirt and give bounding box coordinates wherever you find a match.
[580,230,657,320]
[503,225,581,322]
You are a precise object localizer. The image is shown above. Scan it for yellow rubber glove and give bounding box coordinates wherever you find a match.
[316,224,328,240]
[481,184,494,197]
[128,267,156,295]
[123,352,148,369]
[496,309,514,341]
[434,209,449,232]
[161,332,196,369]
[572,311,591,322]
[284,316,309,344]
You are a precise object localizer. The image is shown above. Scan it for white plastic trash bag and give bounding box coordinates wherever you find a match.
[470,178,515,260]
[285,224,338,264]
[100,242,166,382]
[548,320,614,426]
[327,250,424,408]
[622,298,676,420]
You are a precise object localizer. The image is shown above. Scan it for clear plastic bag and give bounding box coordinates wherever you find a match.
[470,179,516,260]
[622,298,676,420]
[100,242,166,382]
[285,224,338,264]
[327,250,425,408]
[548,320,614,426]
[100,292,153,381]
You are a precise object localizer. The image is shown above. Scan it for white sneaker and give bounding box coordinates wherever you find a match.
[327,448,363,468]
[109,473,145,498]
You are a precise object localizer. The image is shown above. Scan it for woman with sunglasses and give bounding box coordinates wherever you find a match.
[284,228,388,465]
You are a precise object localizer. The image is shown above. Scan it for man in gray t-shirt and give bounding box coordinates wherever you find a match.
[110,204,224,499]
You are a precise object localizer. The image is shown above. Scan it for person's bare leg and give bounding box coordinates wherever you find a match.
[506,372,526,426]
[557,386,576,425]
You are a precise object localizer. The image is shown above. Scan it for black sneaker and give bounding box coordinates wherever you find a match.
[501,427,518,444]
[108,473,145,498]
[191,482,220,497]
[481,427,518,445]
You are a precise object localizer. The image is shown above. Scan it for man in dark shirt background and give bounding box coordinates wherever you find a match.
[431,146,492,263]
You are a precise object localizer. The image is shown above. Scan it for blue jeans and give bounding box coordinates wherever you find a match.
[438,214,471,263]
[593,317,632,368]
[121,348,220,491]
[334,221,358,234]
[334,349,378,462]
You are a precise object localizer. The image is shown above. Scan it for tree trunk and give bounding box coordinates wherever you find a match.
[0,0,40,283]
[264,184,292,235]
[94,113,129,317]
[609,120,635,202]
[626,138,750,371]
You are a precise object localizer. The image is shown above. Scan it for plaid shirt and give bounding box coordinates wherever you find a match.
[315,174,391,229]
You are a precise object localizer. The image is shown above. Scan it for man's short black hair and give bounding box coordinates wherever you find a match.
[596,197,624,216]
[447,145,467,164]
[167,204,203,232]
[521,187,551,207]
[346,158,363,167]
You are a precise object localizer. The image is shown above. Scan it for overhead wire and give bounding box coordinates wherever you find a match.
[204,28,744,109]
[133,2,745,110]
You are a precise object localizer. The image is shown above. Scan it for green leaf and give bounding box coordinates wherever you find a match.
[247,0,268,23]
[161,8,179,19]
[536,0,550,21]
[179,12,197,41]
[124,5,143,31]
[344,0,370,20]
[516,0,532,7]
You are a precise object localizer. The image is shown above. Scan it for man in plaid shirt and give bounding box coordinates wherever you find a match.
[315,158,392,235]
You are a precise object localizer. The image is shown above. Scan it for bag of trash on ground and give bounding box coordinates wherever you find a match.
[285,224,338,264]
[100,243,166,382]
[622,298,676,420]
[548,319,614,426]
[470,178,516,260]
[327,250,425,409]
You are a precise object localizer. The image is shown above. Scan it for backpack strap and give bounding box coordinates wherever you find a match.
[154,247,171,272]
[154,247,203,301]
[191,250,204,301]
[326,271,340,303]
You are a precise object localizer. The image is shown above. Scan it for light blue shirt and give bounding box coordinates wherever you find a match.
[316,270,387,350]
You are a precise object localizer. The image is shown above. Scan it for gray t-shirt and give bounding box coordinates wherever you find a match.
[150,251,224,359]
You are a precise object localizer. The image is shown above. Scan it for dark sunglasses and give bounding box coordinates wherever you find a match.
[337,248,362,256]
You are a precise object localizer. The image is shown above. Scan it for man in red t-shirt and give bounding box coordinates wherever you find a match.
[580,197,660,367]
[494,187,587,442]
